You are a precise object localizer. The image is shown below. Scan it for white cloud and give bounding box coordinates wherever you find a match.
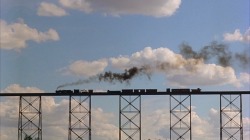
[62,59,108,76]
[59,47,248,88]
[59,0,92,13]
[37,2,68,17]
[0,19,59,50]
[59,0,181,17]
[142,105,250,140]
[0,84,44,93]
[243,117,250,139]
[238,72,250,83]
[223,28,250,43]
[110,47,243,87]
[92,108,118,140]
[142,108,171,139]
[166,64,237,87]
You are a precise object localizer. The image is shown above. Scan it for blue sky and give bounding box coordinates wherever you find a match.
[1,0,249,91]
[0,0,249,139]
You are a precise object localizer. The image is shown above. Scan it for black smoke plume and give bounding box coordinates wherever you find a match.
[57,41,249,89]
[98,66,150,83]
[180,41,249,67]
[56,77,97,89]
[57,66,150,89]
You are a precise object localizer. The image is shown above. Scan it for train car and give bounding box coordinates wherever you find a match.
[107,90,121,94]
[170,88,201,94]
[74,89,80,93]
[191,88,201,93]
[167,88,171,93]
[56,89,93,94]
[73,89,87,93]
[122,89,134,94]
[79,89,88,93]
[171,89,190,93]
[88,89,93,93]
[134,89,145,93]
[146,89,157,94]
[56,90,73,94]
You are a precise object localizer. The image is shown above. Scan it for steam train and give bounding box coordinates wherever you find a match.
[56,88,201,94]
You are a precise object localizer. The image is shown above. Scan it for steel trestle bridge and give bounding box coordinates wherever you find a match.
[1,89,249,140]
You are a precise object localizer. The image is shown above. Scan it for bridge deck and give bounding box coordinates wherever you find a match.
[0,91,249,96]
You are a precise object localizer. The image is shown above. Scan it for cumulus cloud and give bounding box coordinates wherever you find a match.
[243,117,250,138]
[110,47,244,87]
[59,0,92,13]
[92,108,118,140]
[192,109,218,139]
[142,109,170,139]
[237,73,250,87]
[0,19,59,50]
[142,105,250,140]
[59,0,181,17]
[0,84,44,93]
[223,28,250,43]
[59,46,249,88]
[37,2,68,17]
[62,59,108,76]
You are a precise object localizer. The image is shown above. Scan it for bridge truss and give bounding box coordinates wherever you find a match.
[18,96,42,140]
[119,95,141,140]
[68,95,91,140]
[1,90,249,140]
[170,94,191,140]
[220,94,243,140]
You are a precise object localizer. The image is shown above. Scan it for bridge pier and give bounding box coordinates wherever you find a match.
[18,96,42,140]
[220,94,243,140]
[119,94,141,140]
[68,95,91,140]
[170,94,191,140]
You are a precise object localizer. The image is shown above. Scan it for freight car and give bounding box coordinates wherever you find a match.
[56,89,93,94]
[56,90,73,94]
[167,88,201,93]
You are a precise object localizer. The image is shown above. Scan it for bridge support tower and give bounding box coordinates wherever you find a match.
[18,96,42,140]
[220,94,243,140]
[68,95,91,140]
[119,94,141,140]
[170,94,191,140]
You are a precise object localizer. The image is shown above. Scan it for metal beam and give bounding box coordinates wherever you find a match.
[170,94,191,140]
[1,91,250,96]
[68,95,91,140]
[220,94,243,140]
[18,96,42,140]
[119,95,141,140]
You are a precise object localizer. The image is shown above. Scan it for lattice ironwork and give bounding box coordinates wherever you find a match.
[18,96,42,140]
[170,94,191,140]
[68,95,91,140]
[220,94,243,140]
[119,95,141,140]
